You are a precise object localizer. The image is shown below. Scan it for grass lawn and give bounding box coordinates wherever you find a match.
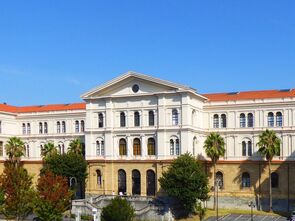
[177,208,286,221]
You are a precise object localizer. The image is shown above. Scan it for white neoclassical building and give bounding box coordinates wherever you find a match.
[0,71,295,210]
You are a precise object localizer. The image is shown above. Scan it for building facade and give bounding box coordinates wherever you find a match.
[1,72,295,210]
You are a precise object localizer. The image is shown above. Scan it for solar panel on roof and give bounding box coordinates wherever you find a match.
[279,89,291,92]
[227,92,239,95]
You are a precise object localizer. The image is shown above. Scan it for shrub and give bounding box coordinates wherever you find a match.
[101,197,135,221]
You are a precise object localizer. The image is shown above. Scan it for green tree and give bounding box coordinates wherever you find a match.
[41,142,58,159]
[5,137,25,165]
[0,161,35,221]
[34,171,73,221]
[203,132,225,210]
[101,197,135,221]
[159,153,209,215]
[44,152,87,183]
[257,129,281,212]
[68,138,83,155]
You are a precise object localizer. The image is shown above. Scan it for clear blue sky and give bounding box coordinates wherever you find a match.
[0,1,294,106]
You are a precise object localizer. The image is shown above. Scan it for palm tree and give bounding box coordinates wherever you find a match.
[257,129,281,212]
[68,138,83,155]
[203,132,225,210]
[41,142,58,159]
[5,137,25,165]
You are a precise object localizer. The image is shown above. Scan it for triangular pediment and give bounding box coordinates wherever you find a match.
[81,71,207,100]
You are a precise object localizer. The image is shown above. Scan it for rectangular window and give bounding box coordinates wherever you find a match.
[0,141,3,157]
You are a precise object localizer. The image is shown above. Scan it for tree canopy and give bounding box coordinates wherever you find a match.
[68,138,83,156]
[101,197,134,221]
[159,153,209,214]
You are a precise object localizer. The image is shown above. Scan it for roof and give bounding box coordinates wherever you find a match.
[202,89,295,102]
[0,102,86,114]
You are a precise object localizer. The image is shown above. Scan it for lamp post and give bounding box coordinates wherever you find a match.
[216,179,221,221]
[69,177,77,221]
[248,201,255,221]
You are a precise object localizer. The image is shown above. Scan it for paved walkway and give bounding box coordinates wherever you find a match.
[205,214,288,221]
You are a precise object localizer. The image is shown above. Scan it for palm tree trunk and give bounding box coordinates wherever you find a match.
[213,163,216,210]
[269,160,272,212]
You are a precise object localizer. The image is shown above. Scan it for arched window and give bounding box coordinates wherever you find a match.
[132,170,141,195]
[57,121,61,133]
[221,114,227,128]
[134,111,140,127]
[148,111,154,126]
[96,140,105,156]
[96,170,102,186]
[58,144,64,155]
[147,138,156,156]
[213,114,219,128]
[120,112,126,127]
[247,113,254,127]
[98,113,104,128]
[242,141,252,157]
[0,141,3,157]
[62,121,66,133]
[172,109,178,125]
[81,120,85,132]
[170,139,174,155]
[268,112,274,127]
[133,138,141,156]
[146,170,156,196]
[216,171,224,189]
[39,122,43,134]
[242,141,247,156]
[276,112,283,127]
[242,172,250,188]
[118,169,126,194]
[240,113,246,128]
[44,122,47,134]
[271,172,279,188]
[119,139,127,156]
[27,123,31,134]
[248,141,252,156]
[22,123,26,135]
[25,144,30,158]
[175,139,180,155]
[75,120,79,133]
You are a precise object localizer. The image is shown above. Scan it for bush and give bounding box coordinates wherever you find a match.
[101,197,135,221]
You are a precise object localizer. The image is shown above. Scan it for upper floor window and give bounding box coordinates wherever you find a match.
[120,112,126,127]
[268,112,274,127]
[62,121,66,133]
[240,113,246,128]
[81,120,85,132]
[271,172,279,188]
[24,144,30,158]
[0,141,3,157]
[147,138,156,156]
[119,138,127,156]
[98,113,104,128]
[148,111,154,126]
[247,113,254,127]
[170,138,180,156]
[172,109,178,125]
[242,172,250,188]
[58,143,65,155]
[75,120,80,133]
[39,122,43,134]
[213,114,219,128]
[96,140,105,156]
[57,121,61,133]
[276,112,282,127]
[133,138,141,156]
[27,123,31,134]
[220,114,227,128]
[22,123,26,135]
[44,122,48,134]
[134,111,140,127]
[242,141,252,157]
